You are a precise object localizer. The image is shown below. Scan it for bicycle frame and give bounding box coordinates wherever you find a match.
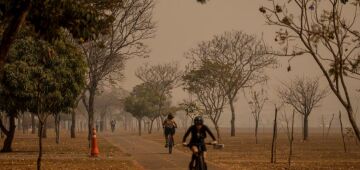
[188,142,211,170]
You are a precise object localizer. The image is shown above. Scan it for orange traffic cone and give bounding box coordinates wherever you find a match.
[91,128,99,157]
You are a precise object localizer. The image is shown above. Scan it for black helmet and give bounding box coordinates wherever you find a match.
[167,113,174,119]
[194,116,203,125]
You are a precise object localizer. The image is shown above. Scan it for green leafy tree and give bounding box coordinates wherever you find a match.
[0,32,86,169]
[260,0,360,141]
[0,0,120,72]
[135,62,182,133]
[124,83,157,136]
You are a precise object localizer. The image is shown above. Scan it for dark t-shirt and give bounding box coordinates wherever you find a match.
[182,125,216,144]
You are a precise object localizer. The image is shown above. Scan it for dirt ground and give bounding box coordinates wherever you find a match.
[143,128,360,170]
[0,131,138,170]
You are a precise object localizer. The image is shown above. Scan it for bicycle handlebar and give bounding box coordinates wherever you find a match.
[182,142,218,147]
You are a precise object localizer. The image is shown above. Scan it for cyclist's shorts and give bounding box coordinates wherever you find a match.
[164,127,175,135]
[188,143,207,151]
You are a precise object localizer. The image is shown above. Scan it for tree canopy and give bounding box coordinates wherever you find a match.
[0,30,86,116]
[0,0,122,72]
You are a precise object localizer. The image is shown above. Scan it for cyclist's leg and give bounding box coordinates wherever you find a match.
[189,145,198,168]
[191,145,199,154]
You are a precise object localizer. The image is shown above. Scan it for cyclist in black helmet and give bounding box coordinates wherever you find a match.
[163,113,177,147]
[182,116,217,163]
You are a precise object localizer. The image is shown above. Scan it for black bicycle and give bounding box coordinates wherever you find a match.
[167,133,174,154]
[184,142,219,170]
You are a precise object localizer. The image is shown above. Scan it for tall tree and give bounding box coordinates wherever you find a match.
[0,32,86,169]
[260,0,360,141]
[135,62,182,133]
[124,83,157,136]
[183,63,228,141]
[81,0,155,142]
[185,31,276,136]
[278,77,328,140]
[0,0,119,71]
[0,31,37,152]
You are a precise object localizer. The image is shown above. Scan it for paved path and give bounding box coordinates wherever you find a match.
[105,134,224,170]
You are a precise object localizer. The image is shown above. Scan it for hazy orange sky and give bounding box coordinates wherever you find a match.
[122,0,360,128]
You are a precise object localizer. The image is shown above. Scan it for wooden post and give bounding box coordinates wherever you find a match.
[271,105,278,163]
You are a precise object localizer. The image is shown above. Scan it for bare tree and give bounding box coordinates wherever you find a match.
[247,88,268,144]
[135,62,182,133]
[185,31,276,136]
[260,0,360,141]
[278,77,328,141]
[81,0,155,142]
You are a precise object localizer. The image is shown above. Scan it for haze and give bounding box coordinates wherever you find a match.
[120,0,360,128]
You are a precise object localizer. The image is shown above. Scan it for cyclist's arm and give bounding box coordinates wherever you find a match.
[204,125,216,141]
[182,127,192,142]
[173,121,178,128]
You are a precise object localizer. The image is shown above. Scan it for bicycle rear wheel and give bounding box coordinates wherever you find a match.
[168,135,173,154]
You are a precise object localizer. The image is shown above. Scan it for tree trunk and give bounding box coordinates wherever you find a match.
[22,114,26,134]
[37,121,44,170]
[55,113,60,144]
[270,106,278,163]
[71,110,76,138]
[0,0,31,71]
[148,118,155,134]
[156,117,161,132]
[87,88,96,148]
[255,119,259,144]
[0,114,5,139]
[138,119,142,136]
[42,120,47,138]
[229,99,236,137]
[339,111,347,152]
[31,114,36,134]
[326,113,335,138]
[124,115,127,131]
[303,114,309,141]
[100,118,104,132]
[1,113,16,152]
[214,124,221,143]
[17,116,22,131]
[288,110,295,168]
[346,108,360,142]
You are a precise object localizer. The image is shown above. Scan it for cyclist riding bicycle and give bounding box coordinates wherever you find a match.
[182,116,217,167]
[163,113,177,147]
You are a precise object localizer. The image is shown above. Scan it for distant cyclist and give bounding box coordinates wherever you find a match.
[163,113,177,147]
[182,116,217,166]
